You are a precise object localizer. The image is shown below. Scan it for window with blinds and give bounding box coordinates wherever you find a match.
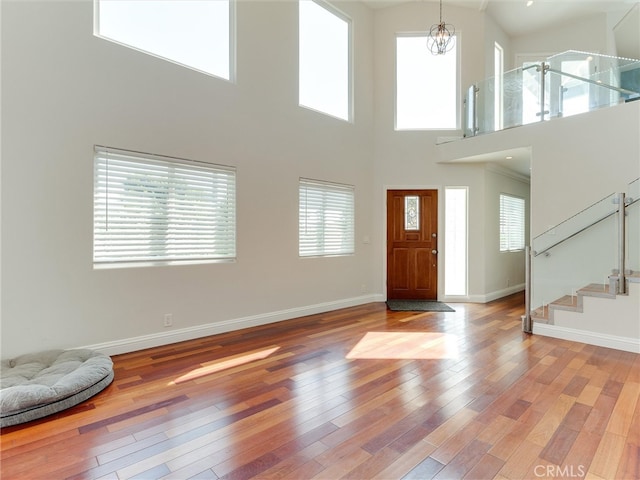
[299,178,355,257]
[499,193,525,252]
[93,146,236,266]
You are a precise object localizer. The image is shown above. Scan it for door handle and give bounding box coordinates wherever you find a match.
[432,249,438,254]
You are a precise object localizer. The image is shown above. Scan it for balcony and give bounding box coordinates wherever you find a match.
[464,50,640,138]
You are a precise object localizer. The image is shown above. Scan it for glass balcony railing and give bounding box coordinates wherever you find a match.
[465,51,640,137]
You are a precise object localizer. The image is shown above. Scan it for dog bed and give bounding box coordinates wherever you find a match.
[1,349,114,427]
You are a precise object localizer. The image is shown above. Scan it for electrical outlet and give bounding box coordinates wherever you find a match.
[164,313,173,327]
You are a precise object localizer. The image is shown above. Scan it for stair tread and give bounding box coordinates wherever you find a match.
[579,283,609,292]
[531,274,635,324]
[611,271,640,280]
[531,306,549,323]
[552,295,578,307]
[579,283,617,298]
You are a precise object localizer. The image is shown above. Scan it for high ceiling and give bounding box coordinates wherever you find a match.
[363,0,639,38]
[365,0,639,178]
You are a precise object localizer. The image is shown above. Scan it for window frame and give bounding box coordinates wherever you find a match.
[93,146,237,268]
[499,193,526,252]
[298,0,353,122]
[299,178,355,257]
[444,186,468,296]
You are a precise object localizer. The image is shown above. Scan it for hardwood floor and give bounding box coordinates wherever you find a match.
[1,294,639,479]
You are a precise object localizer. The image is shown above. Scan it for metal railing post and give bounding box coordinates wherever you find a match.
[618,193,627,294]
[464,84,479,137]
[538,62,548,122]
[523,246,532,333]
[473,84,479,136]
[558,86,566,118]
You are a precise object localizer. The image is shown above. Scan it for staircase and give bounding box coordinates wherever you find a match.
[531,272,640,325]
[524,180,639,352]
[529,271,640,352]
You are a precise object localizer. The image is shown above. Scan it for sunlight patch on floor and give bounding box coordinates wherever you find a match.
[172,345,280,384]
[346,332,459,360]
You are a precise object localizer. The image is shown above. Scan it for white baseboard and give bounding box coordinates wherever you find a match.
[80,291,638,357]
[81,294,384,356]
[533,322,640,353]
[449,284,525,304]
[440,295,472,303]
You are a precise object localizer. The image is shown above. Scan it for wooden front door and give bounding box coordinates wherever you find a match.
[386,190,438,300]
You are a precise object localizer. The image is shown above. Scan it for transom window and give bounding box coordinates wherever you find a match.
[93,147,236,266]
[299,178,355,257]
[94,0,234,80]
[499,193,525,252]
[396,34,458,130]
[299,0,352,121]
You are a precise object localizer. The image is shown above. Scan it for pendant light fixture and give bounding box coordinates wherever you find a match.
[427,0,455,55]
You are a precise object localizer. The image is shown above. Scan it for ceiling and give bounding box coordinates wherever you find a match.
[485,0,636,38]
[367,1,639,178]
[363,1,639,39]
[447,147,533,179]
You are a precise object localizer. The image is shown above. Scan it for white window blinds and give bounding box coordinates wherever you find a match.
[499,193,525,252]
[299,178,355,257]
[94,146,236,266]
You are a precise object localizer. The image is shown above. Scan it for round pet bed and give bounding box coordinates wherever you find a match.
[0,349,114,427]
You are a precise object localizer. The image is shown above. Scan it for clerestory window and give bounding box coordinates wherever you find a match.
[94,0,234,81]
[395,34,458,130]
[299,0,352,121]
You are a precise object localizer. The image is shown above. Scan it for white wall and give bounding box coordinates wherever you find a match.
[3,1,635,359]
[483,167,530,297]
[1,0,377,358]
[484,12,513,72]
[372,3,521,302]
[613,4,640,59]
[0,0,3,354]
[511,13,612,60]
[438,102,640,235]
[438,100,640,339]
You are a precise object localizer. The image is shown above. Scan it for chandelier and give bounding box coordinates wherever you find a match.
[427,0,455,55]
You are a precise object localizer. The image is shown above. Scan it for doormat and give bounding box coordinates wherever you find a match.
[386,300,455,312]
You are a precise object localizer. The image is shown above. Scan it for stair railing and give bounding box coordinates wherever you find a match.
[618,192,627,295]
[523,179,639,332]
